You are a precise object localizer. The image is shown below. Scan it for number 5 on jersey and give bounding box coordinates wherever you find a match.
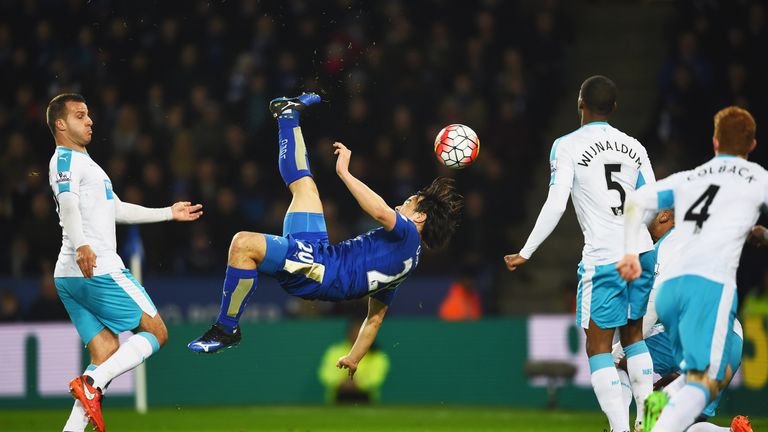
[604,163,626,216]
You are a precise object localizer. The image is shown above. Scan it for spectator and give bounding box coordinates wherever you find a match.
[0,290,21,322]
[438,268,483,321]
[318,319,390,404]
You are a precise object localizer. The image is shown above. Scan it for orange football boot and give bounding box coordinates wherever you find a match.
[69,375,105,432]
[730,415,753,432]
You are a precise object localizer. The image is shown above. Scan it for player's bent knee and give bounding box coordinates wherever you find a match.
[152,320,168,347]
[136,313,168,347]
[231,231,257,248]
[230,232,261,255]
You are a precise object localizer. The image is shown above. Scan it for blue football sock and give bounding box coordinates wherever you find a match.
[216,266,258,333]
[277,113,313,186]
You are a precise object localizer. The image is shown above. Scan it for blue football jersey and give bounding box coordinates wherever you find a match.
[280,212,421,305]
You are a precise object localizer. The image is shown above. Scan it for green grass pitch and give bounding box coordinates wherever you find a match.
[1,406,765,432]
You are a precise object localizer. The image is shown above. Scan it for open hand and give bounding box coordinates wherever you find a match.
[76,245,97,278]
[616,254,641,281]
[171,201,203,222]
[503,254,528,272]
[333,142,351,176]
[336,355,358,378]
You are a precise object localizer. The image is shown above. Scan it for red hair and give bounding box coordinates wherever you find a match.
[714,106,756,155]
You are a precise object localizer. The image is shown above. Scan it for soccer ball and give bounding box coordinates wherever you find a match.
[434,124,480,169]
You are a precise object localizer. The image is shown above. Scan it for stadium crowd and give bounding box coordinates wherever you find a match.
[1,0,765,319]
[0,0,569,289]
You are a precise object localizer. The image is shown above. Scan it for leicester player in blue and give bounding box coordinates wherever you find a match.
[188,93,462,376]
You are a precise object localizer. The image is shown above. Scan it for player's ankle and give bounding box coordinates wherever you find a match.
[277,111,300,127]
[216,321,238,334]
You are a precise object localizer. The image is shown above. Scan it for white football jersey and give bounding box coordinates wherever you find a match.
[49,146,125,277]
[643,228,684,332]
[633,156,768,286]
[653,229,684,289]
[549,122,655,264]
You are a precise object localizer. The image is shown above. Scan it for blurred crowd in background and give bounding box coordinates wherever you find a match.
[0,0,568,279]
[648,0,768,174]
[0,0,766,321]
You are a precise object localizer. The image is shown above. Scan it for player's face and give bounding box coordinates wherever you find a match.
[395,195,420,217]
[62,102,93,146]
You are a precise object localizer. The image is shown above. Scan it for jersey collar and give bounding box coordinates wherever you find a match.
[56,145,90,156]
[580,121,609,128]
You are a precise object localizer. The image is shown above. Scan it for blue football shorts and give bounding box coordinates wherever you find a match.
[259,212,330,297]
[575,250,656,329]
[55,269,157,346]
[655,274,738,381]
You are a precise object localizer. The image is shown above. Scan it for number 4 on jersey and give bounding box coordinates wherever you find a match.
[684,185,720,233]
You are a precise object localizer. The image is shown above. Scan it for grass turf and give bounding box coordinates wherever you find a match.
[0,406,764,432]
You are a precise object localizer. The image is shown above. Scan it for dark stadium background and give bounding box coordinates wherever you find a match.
[1,0,767,429]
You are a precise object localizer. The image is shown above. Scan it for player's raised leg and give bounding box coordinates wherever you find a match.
[85,313,165,391]
[271,92,325,219]
[272,94,331,259]
[189,94,321,353]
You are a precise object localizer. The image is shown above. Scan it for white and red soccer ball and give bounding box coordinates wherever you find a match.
[433,124,480,169]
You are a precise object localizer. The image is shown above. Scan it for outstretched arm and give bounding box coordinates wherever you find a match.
[114,194,203,224]
[336,297,389,377]
[506,137,575,271]
[333,142,397,231]
[504,184,570,271]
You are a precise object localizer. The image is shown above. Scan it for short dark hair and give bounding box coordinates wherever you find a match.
[580,75,617,115]
[46,93,86,136]
[414,177,463,249]
[714,106,756,155]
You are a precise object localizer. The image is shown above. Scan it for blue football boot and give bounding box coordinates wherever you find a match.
[187,323,241,354]
[269,92,321,118]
